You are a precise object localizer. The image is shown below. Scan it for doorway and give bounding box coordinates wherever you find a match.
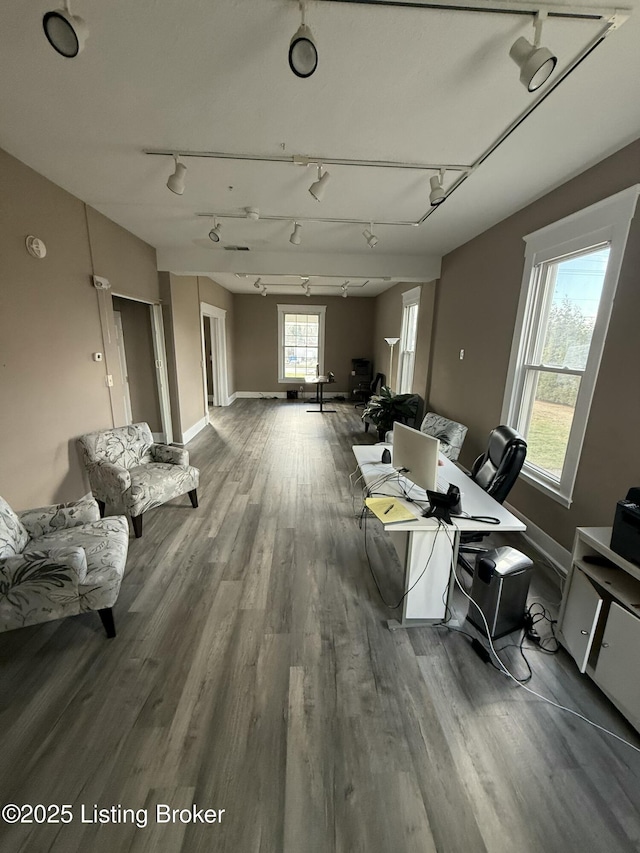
[200,302,229,415]
[111,296,173,442]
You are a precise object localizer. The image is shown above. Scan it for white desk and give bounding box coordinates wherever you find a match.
[353,444,526,628]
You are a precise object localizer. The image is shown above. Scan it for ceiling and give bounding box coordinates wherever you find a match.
[1,0,639,297]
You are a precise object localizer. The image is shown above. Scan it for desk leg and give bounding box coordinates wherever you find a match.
[385,528,458,629]
[307,381,336,413]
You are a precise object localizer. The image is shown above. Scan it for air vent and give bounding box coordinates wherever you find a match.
[223,245,250,251]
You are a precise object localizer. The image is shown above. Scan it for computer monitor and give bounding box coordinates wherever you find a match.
[392,422,439,494]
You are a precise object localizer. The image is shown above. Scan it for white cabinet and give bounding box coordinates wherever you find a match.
[558,527,640,732]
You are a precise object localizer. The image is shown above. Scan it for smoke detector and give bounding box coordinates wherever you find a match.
[25,235,47,259]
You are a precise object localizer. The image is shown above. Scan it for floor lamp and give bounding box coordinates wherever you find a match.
[384,337,399,390]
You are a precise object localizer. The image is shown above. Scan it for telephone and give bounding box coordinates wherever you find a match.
[423,484,462,523]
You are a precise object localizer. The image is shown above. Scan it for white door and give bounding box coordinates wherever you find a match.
[113,311,133,424]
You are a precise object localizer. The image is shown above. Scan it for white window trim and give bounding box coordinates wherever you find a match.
[277,303,326,383]
[501,185,640,508]
[397,286,421,393]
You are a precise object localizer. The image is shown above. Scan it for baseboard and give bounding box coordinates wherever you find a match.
[503,500,571,578]
[178,416,209,445]
[227,392,238,404]
[235,390,349,399]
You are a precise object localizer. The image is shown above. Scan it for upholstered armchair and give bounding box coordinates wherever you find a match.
[383,411,468,461]
[418,412,468,461]
[78,423,200,538]
[0,496,128,637]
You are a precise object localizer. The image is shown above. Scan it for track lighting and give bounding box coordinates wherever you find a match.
[245,207,260,220]
[208,220,222,242]
[43,2,88,57]
[341,281,349,298]
[261,285,268,297]
[167,157,187,195]
[509,13,557,92]
[290,222,303,245]
[429,170,446,206]
[253,278,262,289]
[305,284,311,297]
[289,2,318,78]
[363,225,378,249]
[309,165,330,202]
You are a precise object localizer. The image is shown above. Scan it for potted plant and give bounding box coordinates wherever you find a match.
[361,386,418,440]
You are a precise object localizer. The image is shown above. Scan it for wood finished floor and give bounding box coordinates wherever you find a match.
[1,399,639,853]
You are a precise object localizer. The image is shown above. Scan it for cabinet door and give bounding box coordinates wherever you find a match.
[560,569,603,673]
[593,602,640,727]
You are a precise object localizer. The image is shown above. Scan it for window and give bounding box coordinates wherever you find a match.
[277,304,326,382]
[502,186,639,507]
[397,286,421,394]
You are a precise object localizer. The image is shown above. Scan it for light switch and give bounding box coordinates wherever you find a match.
[105,374,114,387]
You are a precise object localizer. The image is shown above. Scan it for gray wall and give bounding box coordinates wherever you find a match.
[373,281,436,404]
[0,147,159,510]
[429,138,640,550]
[232,294,375,392]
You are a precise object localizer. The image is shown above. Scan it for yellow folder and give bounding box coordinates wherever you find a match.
[365,497,417,524]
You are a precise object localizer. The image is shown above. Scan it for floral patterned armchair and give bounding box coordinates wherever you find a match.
[384,411,468,461]
[77,423,200,538]
[0,495,128,637]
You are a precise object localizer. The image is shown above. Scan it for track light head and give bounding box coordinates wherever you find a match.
[509,36,557,92]
[253,278,262,289]
[245,207,260,220]
[43,5,88,57]
[261,286,267,297]
[429,174,446,206]
[290,222,303,245]
[208,221,222,242]
[167,157,187,195]
[289,23,318,78]
[363,228,378,249]
[341,282,349,298]
[305,285,311,297]
[309,166,330,202]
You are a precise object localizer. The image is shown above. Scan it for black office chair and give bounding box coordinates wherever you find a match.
[354,372,385,409]
[458,425,527,573]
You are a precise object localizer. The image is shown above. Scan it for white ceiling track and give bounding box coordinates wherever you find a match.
[144,1,629,236]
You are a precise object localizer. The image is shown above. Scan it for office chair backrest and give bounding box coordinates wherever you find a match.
[470,425,527,505]
[371,372,385,394]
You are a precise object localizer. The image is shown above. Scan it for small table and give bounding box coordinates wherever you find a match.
[306,376,335,413]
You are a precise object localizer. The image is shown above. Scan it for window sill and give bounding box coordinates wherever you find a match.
[520,467,572,509]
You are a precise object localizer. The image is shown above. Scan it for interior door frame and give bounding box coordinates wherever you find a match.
[200,302,229,412]
[111,292,173,444]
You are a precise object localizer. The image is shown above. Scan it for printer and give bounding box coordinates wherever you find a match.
[610,487,640,565]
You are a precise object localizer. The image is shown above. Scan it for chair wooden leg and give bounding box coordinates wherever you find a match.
[97,500,106,518]
[132,514,143,538]
[188,489,198,508]
[98,607,116,638]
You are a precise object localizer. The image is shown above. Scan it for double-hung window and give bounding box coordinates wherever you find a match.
[502,186,639,507]
[397,286,421,394]
[277,304,326,382]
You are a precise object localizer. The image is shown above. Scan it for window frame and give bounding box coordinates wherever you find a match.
[501,185,639,508]
[397,286,421,394]
[277,303,326,383]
